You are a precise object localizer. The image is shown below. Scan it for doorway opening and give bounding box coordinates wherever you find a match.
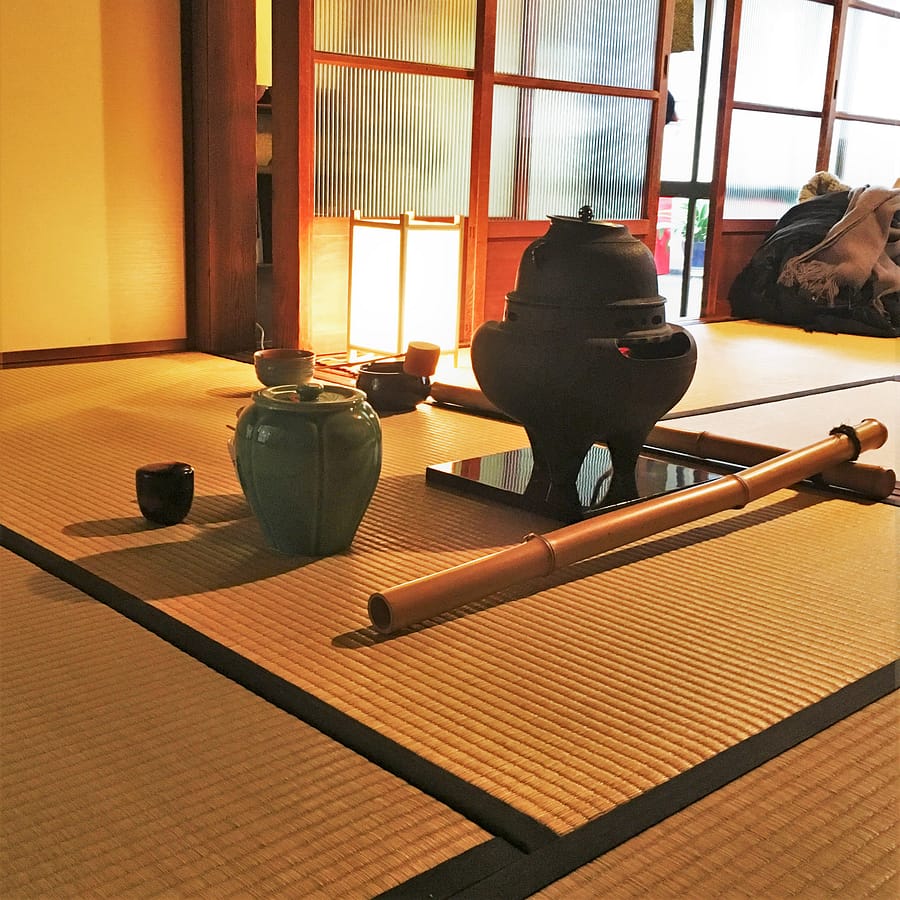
[656,0,722,322]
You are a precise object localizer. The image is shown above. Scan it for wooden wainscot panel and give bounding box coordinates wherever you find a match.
[710,218,777,317]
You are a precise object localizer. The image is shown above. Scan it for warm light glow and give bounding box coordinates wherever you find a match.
[348,211,463,356]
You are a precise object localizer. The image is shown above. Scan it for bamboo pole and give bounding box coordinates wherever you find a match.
[368,419,888,633]
[646,424,895,500]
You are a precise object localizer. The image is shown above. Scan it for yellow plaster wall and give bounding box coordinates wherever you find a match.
[0,0,185,353]
[257,0,272,87]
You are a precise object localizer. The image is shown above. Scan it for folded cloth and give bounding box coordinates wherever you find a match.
[777,186,900,307]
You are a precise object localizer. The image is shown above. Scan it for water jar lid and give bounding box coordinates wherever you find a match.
[254,382,367,410]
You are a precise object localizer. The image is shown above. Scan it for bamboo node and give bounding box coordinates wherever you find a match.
[523,532,558,575]
[730,472,753,507]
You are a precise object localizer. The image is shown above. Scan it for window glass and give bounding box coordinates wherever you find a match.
[314,0,476,67]
[734,0,831,110]
[724,110,822,217]
[837,9,900,121]
[490,87,649,220]
[315,66,472,217]
[830,120,900,189]
[495,0,657,89]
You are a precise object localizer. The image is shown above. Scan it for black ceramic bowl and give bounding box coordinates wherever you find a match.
[356,361,430,413]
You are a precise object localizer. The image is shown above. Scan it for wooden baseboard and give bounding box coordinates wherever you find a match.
[0,339,190,369]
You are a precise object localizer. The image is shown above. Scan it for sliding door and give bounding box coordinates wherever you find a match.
[269,0,675,350]
[706,0,899,316]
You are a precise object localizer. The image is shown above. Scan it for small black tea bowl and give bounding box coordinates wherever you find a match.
[356,361,431,413]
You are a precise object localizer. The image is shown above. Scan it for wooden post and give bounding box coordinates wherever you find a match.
[185,0,257,354]
[463,0,498,343]
[271,0,314,349]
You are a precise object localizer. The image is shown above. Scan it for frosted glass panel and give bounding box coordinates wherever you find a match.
[488,86,519,217]
[315,0,476,67]
[734,0,831,109]
[830,120,900,190]
[490,87,649,220]
[837,9,900,120]
[315,65,472,217]
[724,111,822,218]
[495,0,657,89]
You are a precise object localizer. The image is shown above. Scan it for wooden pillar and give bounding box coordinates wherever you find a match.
[184,0,258,354]
[463,0,498,343]
[703,0,741,318]
[271,0,314,349]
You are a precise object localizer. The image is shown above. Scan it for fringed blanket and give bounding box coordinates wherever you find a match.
[729,187,900,338]
[778,187,900,307]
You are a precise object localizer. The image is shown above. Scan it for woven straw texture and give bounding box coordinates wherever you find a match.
[537,691,899,899]
[433,321,900,415]
[0,548,488,898]
[672,320,898,414]
[1,352,896,835]
[671,379,898,473]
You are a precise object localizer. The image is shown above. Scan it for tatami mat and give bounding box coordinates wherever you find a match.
[536,691,899,899]
[674,320,898,413]
[0,548,490,898]
[1,352,895,841]
[668,379,899,473]
[433,320,899,415]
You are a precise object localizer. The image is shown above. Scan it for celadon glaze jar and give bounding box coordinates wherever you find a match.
[233,383,381,556]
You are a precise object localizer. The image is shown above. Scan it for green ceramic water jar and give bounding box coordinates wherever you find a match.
[233,383,381,556]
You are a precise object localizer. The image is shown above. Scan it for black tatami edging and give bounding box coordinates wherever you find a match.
[5,522,897,899]
[448,663,899,899]
[375,839,525,899]
[0,525,555,856]
[661,374,898,421]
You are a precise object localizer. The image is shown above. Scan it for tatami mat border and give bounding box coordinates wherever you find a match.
[431,375,900,425]
[445,668,898,899]
[0,527,554,855]
[5,524,895,898]
[661,374,898,420]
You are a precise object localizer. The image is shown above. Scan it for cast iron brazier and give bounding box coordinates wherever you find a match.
[471,207,697,521]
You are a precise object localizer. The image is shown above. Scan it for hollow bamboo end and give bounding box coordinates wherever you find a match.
[368,593,393,633]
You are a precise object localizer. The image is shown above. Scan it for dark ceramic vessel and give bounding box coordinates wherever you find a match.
[136,461,194,525]
[471,209,697,521]
[356,361,431,413]
[233,384,381,555]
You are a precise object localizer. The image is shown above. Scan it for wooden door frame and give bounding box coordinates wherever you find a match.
[182,0,706,351]
[182,0,258,354]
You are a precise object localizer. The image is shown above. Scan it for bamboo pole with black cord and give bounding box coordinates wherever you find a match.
[368,419,888,634]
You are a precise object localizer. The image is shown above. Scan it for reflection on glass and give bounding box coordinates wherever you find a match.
[314,0,476,68]
[314,65,472,217]
[830,120,900,189]
[489,87,649,220]
[837,9,900,121]
[735,0,831,110]
[724,110,821,218]
[495,0,657,88]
